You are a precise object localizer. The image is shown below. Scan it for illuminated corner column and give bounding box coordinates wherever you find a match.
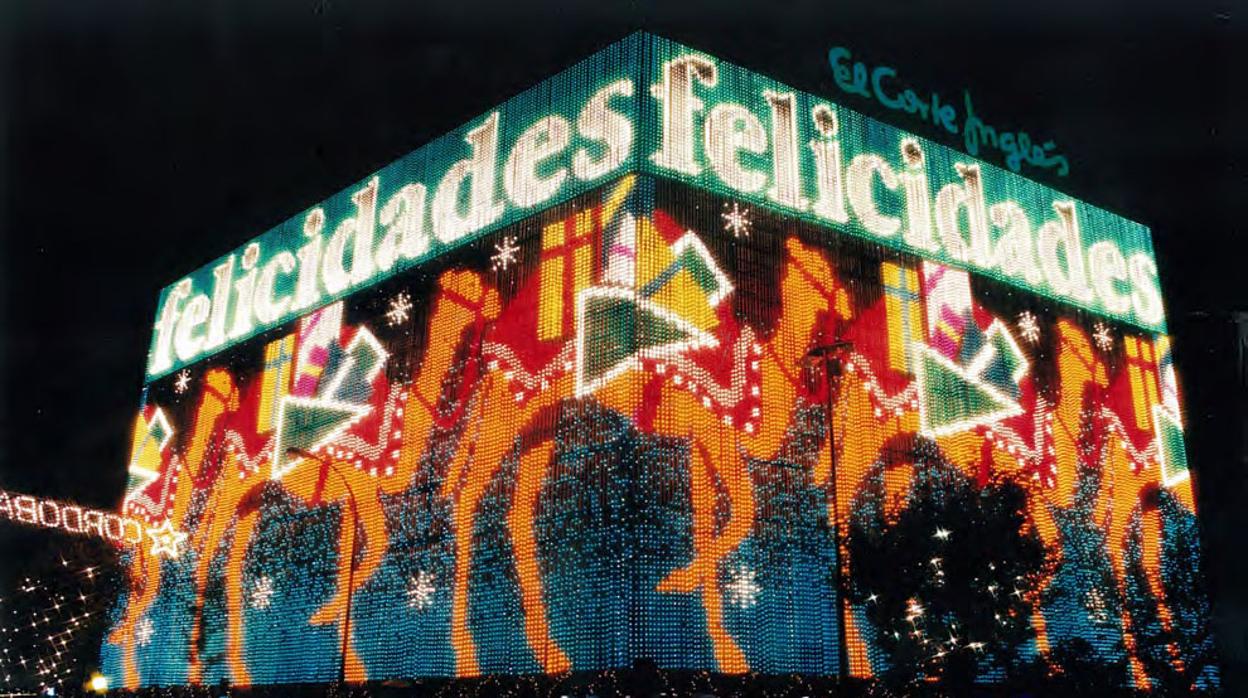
[608,173,651,668]
[576,172,649,663]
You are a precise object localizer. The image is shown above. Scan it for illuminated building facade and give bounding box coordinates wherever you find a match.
[102,33,1219,690]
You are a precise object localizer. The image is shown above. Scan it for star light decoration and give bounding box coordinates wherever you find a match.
[721,202,752,238]
[406,570,437,611]
[385,291,413,327]
[173,370,192,394]
[1086,587,1110,624]
[249,576,275,610]
[1016,311,1040,344]
[134,618,154,647]
[0,560,107,690]
[491,235,521,271]
[1093,321,1114,352]
[724,565,761,608]
[145,519,187,559]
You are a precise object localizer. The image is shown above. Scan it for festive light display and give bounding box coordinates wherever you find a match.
[0,490,184,558]
[2,557,111,695]
[104,33,1218,692]
[146,34,1166,382]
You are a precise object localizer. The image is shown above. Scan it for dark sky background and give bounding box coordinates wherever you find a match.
[1,0,1244,691]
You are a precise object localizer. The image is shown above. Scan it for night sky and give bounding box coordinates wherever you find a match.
[1,0,1244,690]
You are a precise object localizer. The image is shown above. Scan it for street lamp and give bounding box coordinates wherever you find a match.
[286,447,362,687]
[804,340,853,682]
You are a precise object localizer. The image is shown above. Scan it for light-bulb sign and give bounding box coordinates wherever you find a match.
[146,33,1164,381]
[0,489,186,559]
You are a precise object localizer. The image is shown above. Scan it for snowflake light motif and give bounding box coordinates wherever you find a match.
[491,236,520,271]
[721,202,752,238]
[724,565,761,608]
[1017,311,1041,344]
[1093,322,1114,352]
[407,570,437,611]
[1086,587,1110,624]
[249,576,275,609]
[174,369,192,394]
[386,292,413,327]
[135,618,154,647]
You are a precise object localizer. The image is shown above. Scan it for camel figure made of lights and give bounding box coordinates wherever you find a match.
[111,231,1196,689]
[111,269,498,687]
[110,369,240,688]
[824,312,1111,673]
[1095,351,1197,689]
[440,233,852,676]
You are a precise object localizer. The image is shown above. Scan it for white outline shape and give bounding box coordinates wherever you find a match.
[271,326,385,480]
[124,407,174,504]
[319,327,389,401]
[269,396,372,481]
[912,341,1025,438]
[146,518,188,559]
[1153,403,1190,488]
[574,286,718,398]
[964,319,1030,386]
[667,230,734,308]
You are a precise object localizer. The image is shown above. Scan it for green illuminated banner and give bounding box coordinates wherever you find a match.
[147,32,1163,381]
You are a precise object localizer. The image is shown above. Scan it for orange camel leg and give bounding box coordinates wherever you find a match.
[1108,520,1153,690]
[705,435,756,570]
[1121,609,1152,690]
[449,472,488,678]
[439,397,482,500]
[1139,508,1187,674]
[332,492,385,683]
[705,434,755,673]
[187,515,226,683]
[1139,510,1174,631]
[447,371,557,677]
[699,436,750,674]
[701,571,746,673]
[655,414,755,590]
[110,549,161,689]
[187,482,249,683]
[392,277,498,492]
[447,408,514,677]
[814,436,866,676]
[656,442,716,595]
[308,499,357,620]
[349,491,389,606]
[224,510,261,687]
[823,392,897,678]
[298,492,369,680]
[656,440,749,673]
[509,440,571,673]
[307,479,386,632]
[1032,607,1051,654]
